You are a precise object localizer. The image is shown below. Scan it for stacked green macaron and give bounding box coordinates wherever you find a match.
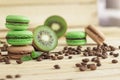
[5,15,34,59]
[65,31,87,46]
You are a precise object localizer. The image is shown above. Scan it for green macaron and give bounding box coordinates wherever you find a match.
[6,30,33,45]
[5,15,30,30]
[66,31,87,46]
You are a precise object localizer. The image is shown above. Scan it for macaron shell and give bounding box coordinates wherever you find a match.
[66,31,86,38]
[85,25,105,45]
[66,39,87,46]
[7,45,34,54]
[6,15,30,23]
[6,23,29,30]
[6,30,33,45]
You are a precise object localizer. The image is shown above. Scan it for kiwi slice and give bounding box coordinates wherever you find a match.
[44,15,67,38]
[33,25,58,52]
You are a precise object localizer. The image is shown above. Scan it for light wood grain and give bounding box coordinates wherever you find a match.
[0,0,96,6]
[0,4,97,30]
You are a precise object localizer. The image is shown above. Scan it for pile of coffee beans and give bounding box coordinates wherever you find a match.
[0,41,119,72]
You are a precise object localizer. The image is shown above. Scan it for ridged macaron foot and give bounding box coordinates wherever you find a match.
[66,31,87,46]
[44,15,67,38]
[33,25,58,52]
[6,30,33,45]
[5,15,30,30]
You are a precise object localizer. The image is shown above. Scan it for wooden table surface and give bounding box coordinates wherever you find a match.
[0,35,120,80]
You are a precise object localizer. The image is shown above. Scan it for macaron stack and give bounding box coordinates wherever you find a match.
[5,15,34,60]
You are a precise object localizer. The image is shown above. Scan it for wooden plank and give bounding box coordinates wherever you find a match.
[0,4,97,30]
[0,0,96,6]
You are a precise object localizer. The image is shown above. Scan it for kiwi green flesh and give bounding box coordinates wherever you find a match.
[44,16,67,38]
[33,26,58,52]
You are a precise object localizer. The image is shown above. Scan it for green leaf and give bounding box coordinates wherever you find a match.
[21,55,32,61]
[31,51,42,59]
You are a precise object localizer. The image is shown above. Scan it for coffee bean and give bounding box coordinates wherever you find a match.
[81,62,87,66]
[64,53,69,56]
[57,56,64,60]
[87,64,91,69]
[109,52,113,55]
[58,51,63,55]
[68,56,72,59]
[54,64,60,69]
[79,66,87,71]
[103,43,108,46]
[6,75,13,79]
[36,57,42,61]
[112,59,118,63]
[51,56,57,60]
[64,46,68,50]
[82,58,89,63]
[75,63,81,67]
[55,53,59,56]
[16,60,23,64]
[77,46,82,50]
[96,62,102,67]
[91,57,99,63]
[109,46,116,51]
[89,64,97,70]
[83,52,88,56]
[101,55,108,59]
[4,57,10,64]
[15,74,21,78]
[113,53,119,57]
[119,46,120,49]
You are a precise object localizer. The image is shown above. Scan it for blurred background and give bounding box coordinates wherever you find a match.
[0,0,120,41]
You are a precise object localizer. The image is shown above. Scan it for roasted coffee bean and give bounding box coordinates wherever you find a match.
[68,56,72,59]
[58,51,63,55]
[54,64,60,69]
[51,56,57,60]
[89,64,97,70]
[64,46,68,50]
[113,53,119,57]
[81,62,87,66]
[88,52,93,56]
[119,46,120,49]
[91,57,99,63]
[83,52,88,56]
[103,43,108,46]
[64,53,69,56]
[79,66,87,71]
[75,63,81,67]
[87,64,91,69]
[6,75,13,79]
[36,57,42,61]
[109,52,113,55]
[101,55,108,59]
[112,59,118,63]
[55,53,59,56]
[57,56,64,60]
[15,74,21,78]
[109,46,116,51]
[82,58,89,63]
[96,62,101,67]
[4,57,10,64]
[16,60,23,64]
